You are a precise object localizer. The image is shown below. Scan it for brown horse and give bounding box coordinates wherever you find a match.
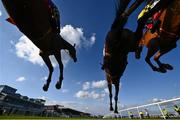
[102,0,137,113]
[140,0,180,73]
[2,0,77,91]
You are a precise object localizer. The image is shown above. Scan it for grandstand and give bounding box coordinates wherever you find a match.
[44,105,91,117]
[0,85,45,116]
[0,85,91,117]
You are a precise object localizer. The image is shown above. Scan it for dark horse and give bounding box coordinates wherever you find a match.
[2,0,77,91]
[102,0,137,113]
[139,0,180,73]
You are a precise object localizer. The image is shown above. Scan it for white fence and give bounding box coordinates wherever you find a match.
[119,97,180,119]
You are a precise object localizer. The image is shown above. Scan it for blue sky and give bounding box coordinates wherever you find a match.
[0,0,179,115]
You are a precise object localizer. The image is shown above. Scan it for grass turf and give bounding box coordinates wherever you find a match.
[0,116,180,120]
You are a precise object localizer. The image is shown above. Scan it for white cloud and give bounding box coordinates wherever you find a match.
[75,90,106,100]
[75,90,89,99]
[15,36,45,66]
[15,25,96,67]
[0,10,2,16]
[82,82,90,90]
[151,98,164,103]
[16,76,26,82]
[61,89,69,93]
[41,76,48,81]
[75,80,109,100]
[90,91,106,100]
[92,80,107,89]
[104,88,109,94]
[76,81,81,85]
[83,33,96,48]
[60,25,96,48]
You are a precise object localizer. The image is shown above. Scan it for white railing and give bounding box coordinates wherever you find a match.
[119,97,180,119]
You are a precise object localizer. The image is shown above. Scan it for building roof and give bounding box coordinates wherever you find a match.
[0,85,17,95]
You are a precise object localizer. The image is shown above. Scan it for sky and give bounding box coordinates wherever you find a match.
[0,0,180,115]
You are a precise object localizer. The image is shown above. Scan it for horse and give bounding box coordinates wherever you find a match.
[139,0,180,73]
[2,0,77,91]
[121,0,175,59]
[102,0,137,113]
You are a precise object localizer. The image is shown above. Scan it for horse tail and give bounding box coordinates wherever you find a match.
[111,0,131,30]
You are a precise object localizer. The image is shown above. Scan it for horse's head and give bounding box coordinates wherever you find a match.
[69,44,77,62]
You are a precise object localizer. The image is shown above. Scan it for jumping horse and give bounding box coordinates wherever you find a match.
[102,0,179,114]
[139,0,180,73]
[102,0,137,113]
[2,0,77,91]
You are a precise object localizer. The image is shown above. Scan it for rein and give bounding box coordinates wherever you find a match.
[160,28,180,39]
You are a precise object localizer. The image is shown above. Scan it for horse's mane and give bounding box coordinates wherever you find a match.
[111,0,131,30]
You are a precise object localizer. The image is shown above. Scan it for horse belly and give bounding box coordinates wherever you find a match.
[2,0,52,40]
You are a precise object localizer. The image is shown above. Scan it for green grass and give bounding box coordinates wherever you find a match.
[0,116,180,120]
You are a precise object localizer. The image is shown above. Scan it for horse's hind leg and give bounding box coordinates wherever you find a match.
[54,52,64,90]
[40,53,54,91]
[107,75,113,111]
[154,45,176,72]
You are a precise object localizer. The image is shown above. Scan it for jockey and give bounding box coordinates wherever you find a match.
[174,105,180,115]
[138,0,162,33]
[45,0,60,34]
[128,111,134,119]
[162,109,170,119]
[124,0,174,59]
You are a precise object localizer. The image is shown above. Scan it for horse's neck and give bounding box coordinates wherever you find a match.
[105,29,132,55]
[62,39,74,51]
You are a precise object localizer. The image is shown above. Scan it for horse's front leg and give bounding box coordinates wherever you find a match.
[108,83,113,111]
[114,81,119,114]
[154,45,176,72]
[54,52,64,89]
[106,75,113,111]
[40,53,54,91]
[145,39,159,72]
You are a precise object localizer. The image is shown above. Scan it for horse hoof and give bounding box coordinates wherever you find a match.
[110,107,114,111]
[163,64,173,70]
[152,67,158,71]
[158,67,167,73]
[43,84,48,92]
[114,110,118,114]
[55,81,62,89]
